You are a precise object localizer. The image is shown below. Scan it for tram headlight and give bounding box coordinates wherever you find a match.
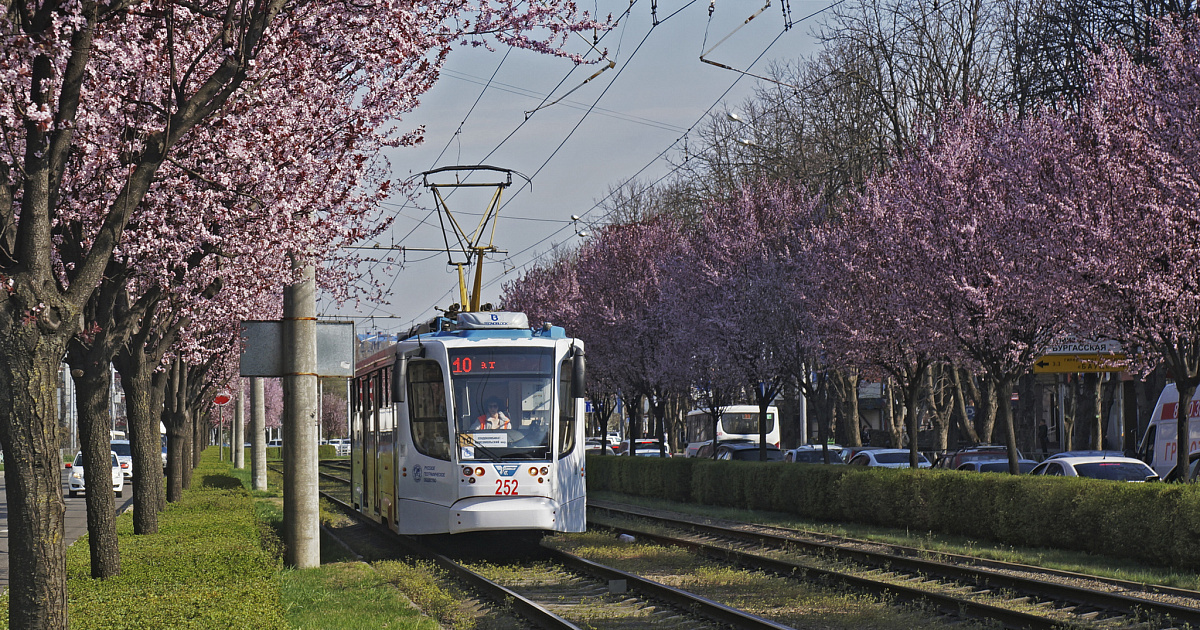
[462,467,473,477]
[474,467,485,477]
[540,466,549,476]
[528,467,538,476]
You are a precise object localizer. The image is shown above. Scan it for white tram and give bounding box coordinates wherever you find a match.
[350,311,587,535]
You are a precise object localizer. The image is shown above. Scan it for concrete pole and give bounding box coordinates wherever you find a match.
[234,380,245,469]
[283,261,320,569]
[251,377,267,491]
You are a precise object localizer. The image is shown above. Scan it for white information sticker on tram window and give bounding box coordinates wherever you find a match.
[474,433,509,447]
[461,447,475,459]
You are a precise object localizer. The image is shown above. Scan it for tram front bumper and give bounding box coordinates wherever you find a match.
[449,496,561,533]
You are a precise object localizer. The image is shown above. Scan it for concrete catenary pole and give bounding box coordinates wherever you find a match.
[234,379,245,469]
[251,377,267,491]
[283,261,320,568]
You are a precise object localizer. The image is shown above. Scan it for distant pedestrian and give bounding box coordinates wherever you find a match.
[1037,420,1050,459]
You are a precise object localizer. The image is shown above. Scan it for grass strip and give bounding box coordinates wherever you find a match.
[279,562,439,630]
[61,453,289,629]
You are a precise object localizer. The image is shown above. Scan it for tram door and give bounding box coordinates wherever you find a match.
[351,378,364,511]
[377,368,396,528]
[365,375,378,519]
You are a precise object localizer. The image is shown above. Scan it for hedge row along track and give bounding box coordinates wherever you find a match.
[589,500,1200,630]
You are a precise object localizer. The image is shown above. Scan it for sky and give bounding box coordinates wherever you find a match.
[320,0,832,336]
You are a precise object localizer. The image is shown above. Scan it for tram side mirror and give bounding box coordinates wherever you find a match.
[393,356,406,403]
[571,347,586,398]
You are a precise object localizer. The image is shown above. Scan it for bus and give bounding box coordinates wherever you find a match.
[684,405,780,458]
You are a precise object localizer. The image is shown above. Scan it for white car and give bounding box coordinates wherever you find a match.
[846,448,932,468]
[67,451,125,498]
[1029,456,1158,482]
[785,444,846,464]
[110,439,134,482]
[329,438,351,456]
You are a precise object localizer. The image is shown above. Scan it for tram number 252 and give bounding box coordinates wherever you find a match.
[495,479,519,495]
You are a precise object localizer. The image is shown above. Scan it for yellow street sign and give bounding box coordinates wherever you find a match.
[1032,354,1128,373]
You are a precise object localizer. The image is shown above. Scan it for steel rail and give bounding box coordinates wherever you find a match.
[592,501,1200,628]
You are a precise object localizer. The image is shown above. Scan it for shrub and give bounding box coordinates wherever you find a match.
[587,455,1200,570]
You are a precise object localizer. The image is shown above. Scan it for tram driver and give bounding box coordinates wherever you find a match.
[477,397,511,430]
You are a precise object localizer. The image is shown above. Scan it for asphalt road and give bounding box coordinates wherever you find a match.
[0,466,134,594]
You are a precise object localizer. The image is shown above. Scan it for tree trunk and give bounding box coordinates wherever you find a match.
[975,377,998,443]
[114,330,174,529]
[883,379,903,448]
[837,371,860,446]
[0,338,71,630]
[995,374,1021,474]
[926,366,952,453]
[1175,380,1199,480]
[951,366,981,444]
[67,364,121,578]
[1083,372,1102,450]
[121,366,165,533]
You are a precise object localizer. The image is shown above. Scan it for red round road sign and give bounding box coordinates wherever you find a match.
[214,393,232,405]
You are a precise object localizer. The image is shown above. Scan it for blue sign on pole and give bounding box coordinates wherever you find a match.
[585,400,593,413]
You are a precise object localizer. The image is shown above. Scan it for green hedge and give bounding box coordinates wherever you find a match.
[64,449,288,629]
[586,455,1200,570]
[254,444,337,461]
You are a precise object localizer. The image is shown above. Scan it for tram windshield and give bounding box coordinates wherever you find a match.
[449,347,555,461]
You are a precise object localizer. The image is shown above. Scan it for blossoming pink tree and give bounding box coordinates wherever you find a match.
[664,182,822,459]
[572,218,687,452]
[854,104,1095,472]
[0,0,601,625]
[1072,18,1200,478]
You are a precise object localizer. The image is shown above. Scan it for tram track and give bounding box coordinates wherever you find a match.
[308,465,793,630]
[286,463,1200,629]
[589,501,1200,629]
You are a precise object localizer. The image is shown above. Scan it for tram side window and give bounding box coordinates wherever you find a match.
[557,359,576,457]
[408,361,450,460]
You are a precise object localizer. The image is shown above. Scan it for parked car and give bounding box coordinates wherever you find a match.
[618,439,669,456]
[110,439,134,482]
[841,445,885,462]
[956,459,1038,473]
[585,438,616,455]
[326,438,351,456]
[1163,452,1200,482]
[66,451,124,498]
[1029,455,1158,481]
[267,439,283,448]
[715,443,784,462]
[784,445,846,464]
[936,445,1022,469]
[847,448,932,468]
[693,438,756,459]
[1045,450,1124,460]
